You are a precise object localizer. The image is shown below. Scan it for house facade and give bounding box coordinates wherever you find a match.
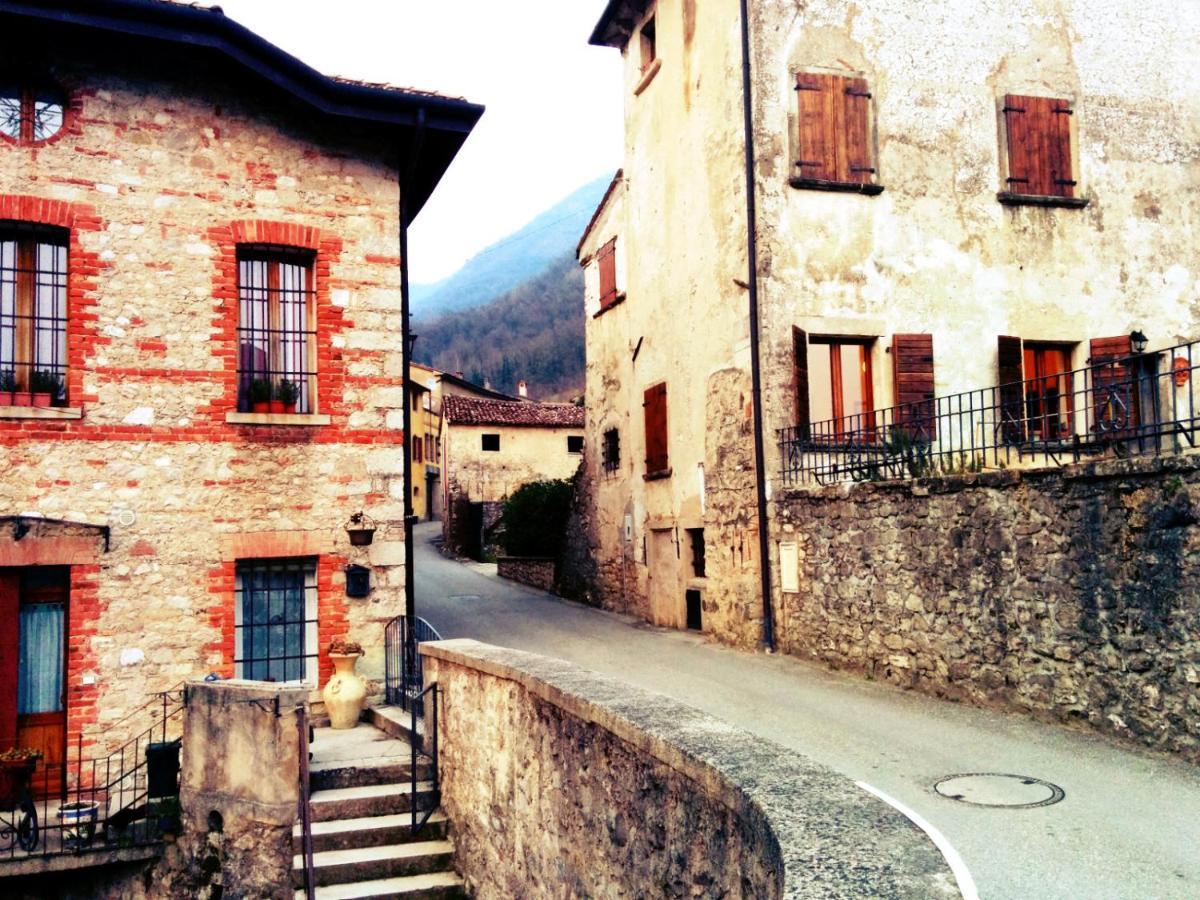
[579,0,1200,646]
[441,395,585,559]
[409,362,443,521]
[0,0,480,778]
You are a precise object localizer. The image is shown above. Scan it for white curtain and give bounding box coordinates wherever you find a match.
[18,603,64,714]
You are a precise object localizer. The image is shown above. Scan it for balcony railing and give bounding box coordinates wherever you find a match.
[780,339,1200,485]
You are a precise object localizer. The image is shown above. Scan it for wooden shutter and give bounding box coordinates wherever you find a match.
[1090,335,1137,435]
[997,335,1025,442]
[0,575,19,749]
[842,77,874,185]
[1004,94,1075,198]
[598,238,618,310]
[796,73,839,182]
[643,383,669,474]
[793,328,810,437]
[892,334,936,439]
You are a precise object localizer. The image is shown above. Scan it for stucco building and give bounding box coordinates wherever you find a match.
[578,0,1200,647]
[0,0,480,779]
[441,395,585,558]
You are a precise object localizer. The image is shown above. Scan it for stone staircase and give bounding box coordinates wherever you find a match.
[293,722,465,899]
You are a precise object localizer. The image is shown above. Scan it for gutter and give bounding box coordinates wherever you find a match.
[739,0,776,651]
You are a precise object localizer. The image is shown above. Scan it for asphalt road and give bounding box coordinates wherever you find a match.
[411,522,1200,900]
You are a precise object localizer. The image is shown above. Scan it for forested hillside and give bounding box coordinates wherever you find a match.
[414,252,585,401]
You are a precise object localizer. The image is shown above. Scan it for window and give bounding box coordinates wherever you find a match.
[0,224,68,405]
[413,436,423,464]
[412,391,419,411]
[793,72,881,193]
[0,80,66,143]
[602,428,621,473]
[568,435,584,454]
[687,528,706,579]
[234,558,317,683]
[1000,94,1082,206]
[597,238,620,313]
[237,247,316,413]
[640,12,657,74]
[482,433,500,452]
[643,383,669,476]
[998,337,1079,442]
[425,434,434,462]
[803,336,874,438]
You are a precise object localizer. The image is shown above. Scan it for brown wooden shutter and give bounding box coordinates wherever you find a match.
[1005,94,1074,198]
[0,575,19,749]
[793,328,810,437]
[598,238,618,310]
[1090,335,1137,435]
[643,383,669,474]
[796,73,838,182]
[892,334,936,439]
[997,335,1025,442]
[842,77,874,185]
[1048,99,1075,198]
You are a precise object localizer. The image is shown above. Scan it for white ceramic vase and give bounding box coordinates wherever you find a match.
[323,652,367,729]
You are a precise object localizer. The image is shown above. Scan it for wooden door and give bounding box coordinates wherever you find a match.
[16,568,68,799]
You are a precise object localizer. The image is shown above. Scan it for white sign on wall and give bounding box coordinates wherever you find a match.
[779,541,800,594]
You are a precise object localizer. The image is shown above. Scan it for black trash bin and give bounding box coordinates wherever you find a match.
[146,740,181,798]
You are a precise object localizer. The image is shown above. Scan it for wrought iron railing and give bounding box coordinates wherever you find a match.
[780,340,1200,485]
[0,688,184,865]
[295,704,315,900]
[384,615,443,715]
[410,683,439,838]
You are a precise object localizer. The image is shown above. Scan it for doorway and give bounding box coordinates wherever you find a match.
[0,567,69,798]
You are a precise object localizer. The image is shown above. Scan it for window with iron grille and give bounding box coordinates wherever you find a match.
[687,528,706,578]
[602,428,620,473]
[0,223,68,405]
[237,247,316,414]
[0,80,66,143]
[482,433,500,452]
[234,558,318,684]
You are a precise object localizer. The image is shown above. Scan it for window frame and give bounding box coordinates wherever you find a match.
[602,428,621,474]
[633,6,661,95]
[0,222,69,406]
[687,528,706,579]
[567,435,584,454]
[997,92,1087,209]
[0,80,68,145]
[803,335,877,441]
[790,69,884,195]
[233,557,319,686]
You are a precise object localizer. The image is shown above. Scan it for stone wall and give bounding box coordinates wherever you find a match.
[422,639,954,899]
[773,456,1200,760]
[496,557,556,592]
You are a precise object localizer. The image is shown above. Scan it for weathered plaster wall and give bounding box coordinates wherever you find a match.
[422,639,955,899]
[0,50,410,753]
[773,456,1200,759]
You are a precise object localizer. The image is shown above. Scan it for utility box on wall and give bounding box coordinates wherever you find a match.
[345,565,371,598]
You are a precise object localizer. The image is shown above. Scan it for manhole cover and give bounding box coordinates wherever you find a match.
[933,773,1065,809]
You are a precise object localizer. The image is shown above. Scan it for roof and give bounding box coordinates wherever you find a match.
[443,396,585,429]
[577,169,624,259]
[437,371,522,402]
[0,0,484,219]
[590,0,653,48]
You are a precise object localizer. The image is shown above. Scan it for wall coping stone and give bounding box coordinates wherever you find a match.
[421,639,955,899]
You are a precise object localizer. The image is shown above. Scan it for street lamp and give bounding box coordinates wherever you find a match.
[1130,330,1149,354]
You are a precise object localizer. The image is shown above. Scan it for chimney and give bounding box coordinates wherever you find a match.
[483,378,491,389]
[454,371,463,379]
[518,380,528,399]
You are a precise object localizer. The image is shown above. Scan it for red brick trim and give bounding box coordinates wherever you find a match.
[65,564,102,758]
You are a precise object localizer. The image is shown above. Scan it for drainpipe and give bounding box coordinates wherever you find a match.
[400,109,427,679]
[739,0,776,652]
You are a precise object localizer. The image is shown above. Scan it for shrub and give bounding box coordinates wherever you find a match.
[497,479,573,557]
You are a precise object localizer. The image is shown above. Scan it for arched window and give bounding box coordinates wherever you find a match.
[0,80,67,143]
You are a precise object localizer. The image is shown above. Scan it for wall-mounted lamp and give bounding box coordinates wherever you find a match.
[1130,330,1149,354]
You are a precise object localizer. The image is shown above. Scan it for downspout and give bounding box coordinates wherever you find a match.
[400,108,427,677]
[739,0,776,651]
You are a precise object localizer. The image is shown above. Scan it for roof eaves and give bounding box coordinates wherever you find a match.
[589,0,650,48]
[577,169,624,259]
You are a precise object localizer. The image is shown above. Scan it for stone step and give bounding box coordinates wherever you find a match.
[292,840,455,888]
[310,757,433,792]
[293,812,449,854]
[309,782,438,822]
[292,871,466,900]
[366,706,425,753]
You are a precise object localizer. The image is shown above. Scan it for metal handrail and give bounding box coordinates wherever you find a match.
[296,705,315,900]
[384,615,443,712]
[410,683,439,838]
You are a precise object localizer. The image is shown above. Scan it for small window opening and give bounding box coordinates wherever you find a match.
[482,433,500,452]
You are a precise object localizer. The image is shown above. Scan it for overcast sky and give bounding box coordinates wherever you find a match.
[211,0,624,285]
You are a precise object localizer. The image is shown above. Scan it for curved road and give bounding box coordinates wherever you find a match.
[412,522,1200,900]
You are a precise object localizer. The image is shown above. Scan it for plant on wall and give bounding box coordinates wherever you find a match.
[496,479,573,557]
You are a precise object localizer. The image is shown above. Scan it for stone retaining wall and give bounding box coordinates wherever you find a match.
[421,640,954,899]
[774,456,1200,760]
[496,556,556,592]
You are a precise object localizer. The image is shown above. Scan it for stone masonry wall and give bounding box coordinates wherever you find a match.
[774,456,1200,760]
[422,640,954,899]
[496,557,556,592]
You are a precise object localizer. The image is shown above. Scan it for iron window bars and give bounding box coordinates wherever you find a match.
[0,82,65,143]
[237,247,317,414]
[780,338,1200,485]
[233,558,319,684]
[0,224,68,406]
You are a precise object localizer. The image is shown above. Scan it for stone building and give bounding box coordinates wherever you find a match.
[0,0,480,778]
[578,0,1200,740]
[441,395,585,558]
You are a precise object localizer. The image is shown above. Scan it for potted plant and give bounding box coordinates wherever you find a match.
[58,799,101,850]
[30,370,61,408]
[151,796,182,842]
[344,511,376,546]
[323,638,367,729]
[0,747,41,809]
[248,378,273,413]
[0,370,30,408]
[272,379,300,414]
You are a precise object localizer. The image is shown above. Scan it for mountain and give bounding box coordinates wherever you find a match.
[411,173,612,318]
[414,251,585,402]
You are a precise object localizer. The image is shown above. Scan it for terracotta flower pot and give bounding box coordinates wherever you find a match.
[0,392,34,408]
[252,401,271,413]
[323,652,367,729]
[32,393,53,408]
[268,400,296,414]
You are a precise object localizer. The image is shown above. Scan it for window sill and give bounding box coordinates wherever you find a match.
[0,406,82,421]
[593,293,626,319]
[790,177,884,196]
[634,58,662,96]
[643,467,673,482]
[997,192,1089,209]
[226,412,331,427]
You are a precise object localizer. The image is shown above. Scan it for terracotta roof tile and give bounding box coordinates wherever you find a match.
[443,396,584,429]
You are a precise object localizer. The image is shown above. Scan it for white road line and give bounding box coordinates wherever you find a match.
[856,780,981,900]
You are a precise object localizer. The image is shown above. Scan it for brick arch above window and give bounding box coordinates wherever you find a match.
[0,76,82,149]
